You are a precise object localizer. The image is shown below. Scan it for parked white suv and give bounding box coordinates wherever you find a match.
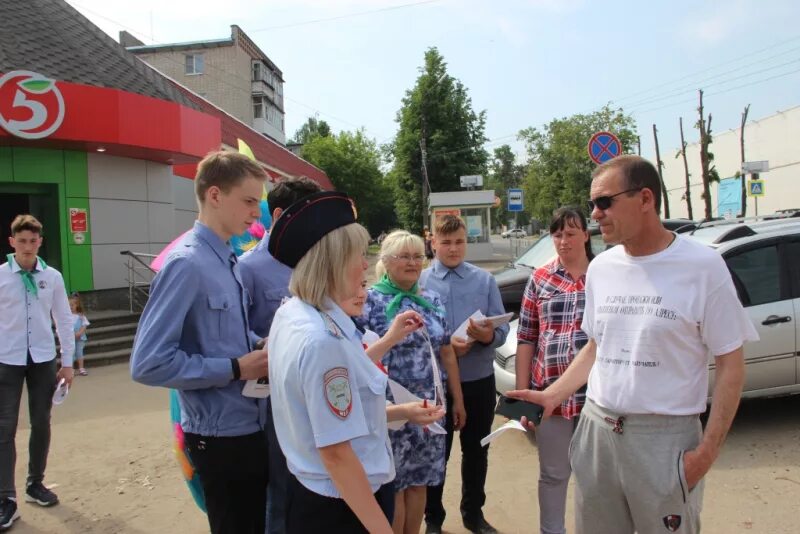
[494,218,800,400]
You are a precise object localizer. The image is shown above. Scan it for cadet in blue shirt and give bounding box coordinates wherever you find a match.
[130,151,270,534]
[238,175,321,534]
[267,192,442,534]
[421,215,509,534]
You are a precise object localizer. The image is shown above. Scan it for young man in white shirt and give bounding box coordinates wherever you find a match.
[508,155,758,534]
[0,215,75,531]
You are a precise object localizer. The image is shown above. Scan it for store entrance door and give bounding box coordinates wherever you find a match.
[0,185,62,270]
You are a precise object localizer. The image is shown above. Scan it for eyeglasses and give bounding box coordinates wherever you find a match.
[386,254,426,264]
[587,187,642,212]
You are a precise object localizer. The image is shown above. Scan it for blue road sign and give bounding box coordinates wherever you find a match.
[748,180,765,197]
[507,188,523,212]
[588,131,622,165]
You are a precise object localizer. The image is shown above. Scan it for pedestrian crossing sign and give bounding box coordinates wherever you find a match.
[748,179,765,197]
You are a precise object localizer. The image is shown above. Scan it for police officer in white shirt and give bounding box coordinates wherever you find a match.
[267,192,442,534]
[0,215,75,530]
[508,156,758,534]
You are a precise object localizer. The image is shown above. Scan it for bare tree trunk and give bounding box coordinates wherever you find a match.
[679,117,694,220]
[739,104,750,217]
[652,124,670,218]
[698,90,713,220]
[637,135,641,156]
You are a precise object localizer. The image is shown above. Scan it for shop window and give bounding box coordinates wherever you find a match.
[461,207,490,243]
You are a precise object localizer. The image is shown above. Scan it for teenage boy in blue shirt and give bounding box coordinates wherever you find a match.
[131,151,269,534]
[420,215,508,534]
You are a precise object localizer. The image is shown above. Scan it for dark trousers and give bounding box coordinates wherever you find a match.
[426,374,496,526]
[184,431,268,534]
[0,356,57,499]
[265,396,289,534]
[285,475,394,533]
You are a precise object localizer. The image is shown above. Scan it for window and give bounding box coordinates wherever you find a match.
[460,208,490,243]
[725,245,781,306]
[253,97,264,119]
[185,54,204,75]
[252,62,261,82]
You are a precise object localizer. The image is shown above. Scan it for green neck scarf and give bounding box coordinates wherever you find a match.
[7,254,46,298]
[371,273,441,320]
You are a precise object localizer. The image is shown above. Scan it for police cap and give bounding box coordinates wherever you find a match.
[268,191,357,268]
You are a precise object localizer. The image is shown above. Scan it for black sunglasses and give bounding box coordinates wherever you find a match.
[587,187,642,212]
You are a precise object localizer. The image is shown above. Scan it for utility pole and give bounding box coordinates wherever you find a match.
[420,119,431,230]
[652,124,670,218]
[739,104,750,216]
[679,117,693,220]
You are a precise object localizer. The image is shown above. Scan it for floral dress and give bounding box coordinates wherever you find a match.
[356,288,450,491]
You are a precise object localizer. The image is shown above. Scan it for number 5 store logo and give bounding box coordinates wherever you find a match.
[0,70,65,140]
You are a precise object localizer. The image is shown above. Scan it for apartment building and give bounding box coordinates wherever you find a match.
[124,25,286,144]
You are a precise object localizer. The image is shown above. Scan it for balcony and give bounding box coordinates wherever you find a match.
[251,79,275,99]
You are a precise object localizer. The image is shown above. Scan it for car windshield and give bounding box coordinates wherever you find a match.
[514,235,556,268]
[514,232,610,268]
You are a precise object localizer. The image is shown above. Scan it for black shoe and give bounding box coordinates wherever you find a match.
[463,516,498,534]
[425,523,443,534]
[0,499,19,531]
[24,483,58,507]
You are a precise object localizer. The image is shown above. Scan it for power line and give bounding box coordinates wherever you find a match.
[625,55,800,110]
[632,66,800,116]
[67,0,390,140]
[609,34,800,105]
[248,0,443,32]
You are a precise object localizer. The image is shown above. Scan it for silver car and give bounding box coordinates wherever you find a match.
[494,218,800,400]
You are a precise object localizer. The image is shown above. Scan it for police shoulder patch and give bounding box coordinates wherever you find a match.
[323,367,352,419]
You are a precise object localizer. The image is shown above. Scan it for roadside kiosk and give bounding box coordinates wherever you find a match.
[429,190,496,261]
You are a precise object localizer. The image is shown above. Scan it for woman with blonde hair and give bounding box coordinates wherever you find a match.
[357,230,466,534]
[267,193,443,534]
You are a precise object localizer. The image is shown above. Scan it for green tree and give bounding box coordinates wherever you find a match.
[485,144,527,230]
[388,47,488,233]
[518,105,637,223]
[291,117,332,145]
[301,129,396,235]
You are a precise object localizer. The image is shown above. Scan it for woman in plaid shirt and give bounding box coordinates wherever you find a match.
[515,207,594,534]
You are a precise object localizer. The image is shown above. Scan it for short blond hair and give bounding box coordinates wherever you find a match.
[290,223,370,308]
[375,230,425,279]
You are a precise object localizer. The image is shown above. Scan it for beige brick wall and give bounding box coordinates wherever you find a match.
[137,45,253,124]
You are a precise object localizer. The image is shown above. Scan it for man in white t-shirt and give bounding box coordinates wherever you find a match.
[508,155,758,534]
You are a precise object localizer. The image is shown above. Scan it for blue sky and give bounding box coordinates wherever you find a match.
[69,0,800,162]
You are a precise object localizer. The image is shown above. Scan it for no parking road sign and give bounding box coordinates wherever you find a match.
[588,131,622,165]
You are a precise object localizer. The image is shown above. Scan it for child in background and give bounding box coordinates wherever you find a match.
[69,294,90,376]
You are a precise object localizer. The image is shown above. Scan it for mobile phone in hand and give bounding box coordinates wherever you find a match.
[495,395,544,426]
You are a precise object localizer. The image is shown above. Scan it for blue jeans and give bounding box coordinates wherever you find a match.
[265,396,289,534]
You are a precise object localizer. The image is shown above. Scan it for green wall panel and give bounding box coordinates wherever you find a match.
[0,147,11,183]
[64,151,89,198]
[67,244,93,292]
[12,147,63,183]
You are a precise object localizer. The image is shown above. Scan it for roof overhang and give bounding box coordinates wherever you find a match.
[0,72,220,164]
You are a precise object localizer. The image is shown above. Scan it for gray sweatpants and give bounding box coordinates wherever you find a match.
[526,415,578,534]
[570,400,705,534]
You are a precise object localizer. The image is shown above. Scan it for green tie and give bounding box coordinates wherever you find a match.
[7,254,46,298]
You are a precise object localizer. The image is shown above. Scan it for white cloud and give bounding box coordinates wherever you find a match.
[679,0,750,46]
